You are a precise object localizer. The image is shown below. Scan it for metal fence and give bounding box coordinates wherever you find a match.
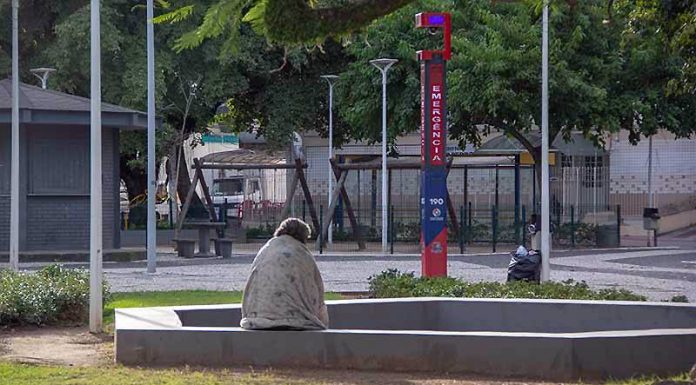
[121,161,625,252]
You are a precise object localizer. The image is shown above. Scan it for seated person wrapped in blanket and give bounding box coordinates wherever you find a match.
[240,218,329,330]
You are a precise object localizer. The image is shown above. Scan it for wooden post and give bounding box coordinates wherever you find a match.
[295,158,321,232]
[193,158,219,224]
[280,170,300,219]
[175,171,200,234]
[316,170,347,248]
[330,159,366,250]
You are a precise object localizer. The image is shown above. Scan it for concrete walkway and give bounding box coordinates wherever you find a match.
[3,228,695,301]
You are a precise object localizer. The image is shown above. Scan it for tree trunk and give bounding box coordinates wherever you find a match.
[120,157,147,201]
[175,142,203,210]
[166,153,178,225]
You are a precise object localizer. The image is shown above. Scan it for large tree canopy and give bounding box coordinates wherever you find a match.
[337,0,626,150]
[156,0,415,49]
[618,0,696,96]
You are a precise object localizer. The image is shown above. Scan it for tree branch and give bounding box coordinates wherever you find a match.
[263,0,414,43]
[269,46,288,73]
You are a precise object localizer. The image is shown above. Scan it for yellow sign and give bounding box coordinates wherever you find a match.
[520,151,556,166]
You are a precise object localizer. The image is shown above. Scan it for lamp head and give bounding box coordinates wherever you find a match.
[369,58,398,72]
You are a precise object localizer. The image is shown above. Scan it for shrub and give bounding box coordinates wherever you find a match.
[0,265,111,327]
[669,295,689,303]
[245,223,276,239]
[368,269,648,301]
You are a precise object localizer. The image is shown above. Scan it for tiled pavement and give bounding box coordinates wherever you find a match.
[2,228,695,301]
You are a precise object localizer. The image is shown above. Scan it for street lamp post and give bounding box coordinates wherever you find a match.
[146,0,157,274]
[321,75,339,245]
[540,0,551,282]
[10,0,19,272]
[30,68,56,89]
[89,0,103,333]
[370,58,398,254]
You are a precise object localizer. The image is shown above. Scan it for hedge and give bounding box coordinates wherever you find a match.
[0,265,111,327]
[368,269,649,301]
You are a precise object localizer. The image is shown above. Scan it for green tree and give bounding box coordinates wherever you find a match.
[155,0,414,48]
[336,0,631,184]
[616,0,695,96]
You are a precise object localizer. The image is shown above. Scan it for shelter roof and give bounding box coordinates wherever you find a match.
[335,155,516,170]
[199,149,289,168]
[0,78,149,129]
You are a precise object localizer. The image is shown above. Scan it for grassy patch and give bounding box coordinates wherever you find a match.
[104,291,344,326]
[0,363,322,385]
[605,373,691,385]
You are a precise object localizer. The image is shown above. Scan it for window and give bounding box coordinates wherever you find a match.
[213,179,243,196]
[561,154,573,168]
[583,156,604,188]
[28,128,89,195]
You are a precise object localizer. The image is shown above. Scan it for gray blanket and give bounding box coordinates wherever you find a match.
[240,235,329,330]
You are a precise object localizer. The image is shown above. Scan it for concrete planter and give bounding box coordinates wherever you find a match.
[115,298,696,381]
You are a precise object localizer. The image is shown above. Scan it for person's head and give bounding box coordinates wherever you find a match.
[274,218,311,243]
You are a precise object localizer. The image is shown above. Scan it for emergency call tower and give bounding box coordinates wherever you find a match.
[417,12,451,277]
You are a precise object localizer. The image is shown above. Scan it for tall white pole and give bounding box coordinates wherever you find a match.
[89,0,103,333]
[647,135,654,246]
[146,0,157,273]
[321,75,338,245]
[381,71,388,253]
[540,1,551,282]
[9,0,19,272]
[327,82,334,244]
[370,59,397,254]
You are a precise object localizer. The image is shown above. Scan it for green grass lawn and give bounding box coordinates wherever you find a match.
[104,290,344,325]
[1,362,689,385]
[0,363,323,385]
[2,290,689,385]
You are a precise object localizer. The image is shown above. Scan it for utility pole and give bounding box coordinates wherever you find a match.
[370,59,398,254]
[89,0,103,333]
[540,0,551,282]
[146,0,157,273]
[9,0,20,272]
[321,75,339,245]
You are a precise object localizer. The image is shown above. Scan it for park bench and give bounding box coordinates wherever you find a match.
[173,238,196,258]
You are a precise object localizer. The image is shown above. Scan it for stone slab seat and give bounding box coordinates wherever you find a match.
[172,238,196,258]
[215,238,234,259]
[114,298,696,381]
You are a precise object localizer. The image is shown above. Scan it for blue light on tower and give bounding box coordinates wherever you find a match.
[428,14,445,25]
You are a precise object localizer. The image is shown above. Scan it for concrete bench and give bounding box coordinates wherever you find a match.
[215,238,234,259]
[173,239,196,258]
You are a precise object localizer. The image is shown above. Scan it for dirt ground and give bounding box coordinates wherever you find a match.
[0,327,564,385]
[0,326,112,367]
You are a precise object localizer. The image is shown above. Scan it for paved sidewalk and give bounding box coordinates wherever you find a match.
[3,229,695,301]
